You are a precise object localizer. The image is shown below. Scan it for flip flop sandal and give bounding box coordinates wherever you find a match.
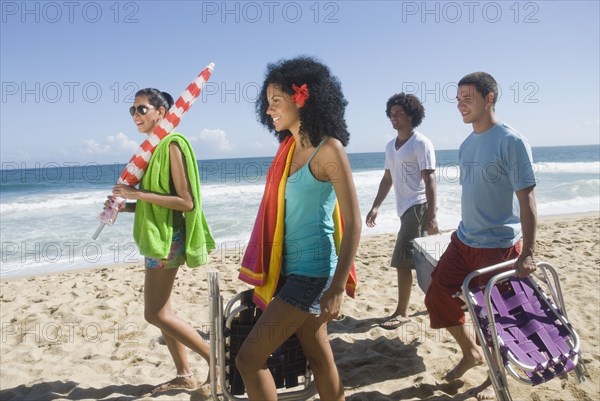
[379,316,410,330]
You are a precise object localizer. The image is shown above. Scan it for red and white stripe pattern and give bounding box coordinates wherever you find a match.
[118,62,214,186]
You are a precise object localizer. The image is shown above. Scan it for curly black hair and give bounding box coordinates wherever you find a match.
[385,93,425,128]
[256,56,350,146]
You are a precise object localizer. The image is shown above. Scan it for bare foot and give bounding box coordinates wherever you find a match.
[443,351,485,381]
[476,386,496,400]
[150,375,197,394]
[469,377,496,400]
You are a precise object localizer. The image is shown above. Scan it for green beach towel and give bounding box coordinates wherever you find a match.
[133,132,215,267]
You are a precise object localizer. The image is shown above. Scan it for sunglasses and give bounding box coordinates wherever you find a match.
[129,105,155,116]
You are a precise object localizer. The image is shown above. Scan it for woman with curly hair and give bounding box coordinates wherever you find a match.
[235,56,361,400]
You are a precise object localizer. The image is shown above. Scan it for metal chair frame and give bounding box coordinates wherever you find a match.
[461,260,587,401]
[207,271,317,401]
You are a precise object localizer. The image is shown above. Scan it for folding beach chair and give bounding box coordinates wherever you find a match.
[461,260,588,401]
[207,271,317,401]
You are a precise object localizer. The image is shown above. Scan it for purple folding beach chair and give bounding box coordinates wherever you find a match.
[461,260,588,401]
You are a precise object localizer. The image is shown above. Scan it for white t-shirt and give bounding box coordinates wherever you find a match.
[384,131,436,217]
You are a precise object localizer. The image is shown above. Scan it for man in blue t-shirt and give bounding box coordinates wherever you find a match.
[425,72,538,400]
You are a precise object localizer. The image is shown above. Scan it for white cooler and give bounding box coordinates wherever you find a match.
[413,232,453,293]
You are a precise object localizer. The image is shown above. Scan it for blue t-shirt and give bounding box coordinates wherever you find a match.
[457,122,536,248]
[283,143,337,277]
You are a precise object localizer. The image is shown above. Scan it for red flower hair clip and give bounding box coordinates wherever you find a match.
[291,84,309,107]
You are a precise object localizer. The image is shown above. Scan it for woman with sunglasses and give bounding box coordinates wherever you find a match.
[108,88,215,394]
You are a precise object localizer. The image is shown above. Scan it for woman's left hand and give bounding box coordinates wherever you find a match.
[112,184,140,200]
[318,288,344,324]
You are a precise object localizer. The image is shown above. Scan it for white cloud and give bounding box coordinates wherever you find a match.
[249,140,278,151]
[82,132,139,155]
[0,149,31,162]
[82,139,110,155]
[191,129,234,152]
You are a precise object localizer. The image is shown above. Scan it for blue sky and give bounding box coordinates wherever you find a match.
[1,0,599,165]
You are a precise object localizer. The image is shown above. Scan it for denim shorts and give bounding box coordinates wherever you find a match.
[276,274,333,315]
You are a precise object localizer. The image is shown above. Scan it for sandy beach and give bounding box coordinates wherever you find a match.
[1,213,598,401]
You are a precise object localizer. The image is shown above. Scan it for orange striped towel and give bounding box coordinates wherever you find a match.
[239,135,357,310]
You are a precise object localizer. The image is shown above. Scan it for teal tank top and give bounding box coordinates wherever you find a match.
[283,140,338,277]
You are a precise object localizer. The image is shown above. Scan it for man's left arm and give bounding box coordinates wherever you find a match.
[515,185,537,277]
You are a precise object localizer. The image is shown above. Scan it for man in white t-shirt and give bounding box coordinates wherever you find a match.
[366,93,438,329]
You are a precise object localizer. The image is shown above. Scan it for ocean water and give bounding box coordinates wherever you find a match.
[1,144,598,280]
